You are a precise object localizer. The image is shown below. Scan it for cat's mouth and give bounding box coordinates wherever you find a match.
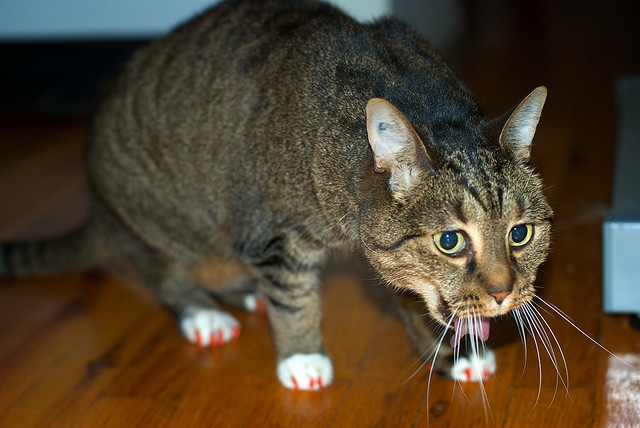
[435,298,491,348]
[449,316,490,348]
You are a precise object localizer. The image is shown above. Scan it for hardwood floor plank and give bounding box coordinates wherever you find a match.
[35,312,172,428]
[0,275,89,416]
[329,312,427,427]
[503,387,593,427]
[75,397,175,428]
[0,276,158,427]
[321,274,389,381]
[0,275,85,361]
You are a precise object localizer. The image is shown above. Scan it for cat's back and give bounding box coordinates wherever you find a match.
[90,0,460,172]
[88,0,367,208]
[86,0,481,258]
[87,0,365,256]
[88,0,356,177]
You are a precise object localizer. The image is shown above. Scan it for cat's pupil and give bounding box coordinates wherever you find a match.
[511,225,528,243]
[440,232,459,251]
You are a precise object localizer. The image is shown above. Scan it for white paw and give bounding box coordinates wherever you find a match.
[180,307,240,347]
[243,293,266,312]
[277,353,333,391]
[450,349,496,382]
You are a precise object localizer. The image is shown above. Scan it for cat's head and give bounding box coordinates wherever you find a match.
[360,87,553,335]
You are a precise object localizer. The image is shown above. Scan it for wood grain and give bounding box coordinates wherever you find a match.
[1,1,640,426]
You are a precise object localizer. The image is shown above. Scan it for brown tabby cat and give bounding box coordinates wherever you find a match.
[0,0,552,390]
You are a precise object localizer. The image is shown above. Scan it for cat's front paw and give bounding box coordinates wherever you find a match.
[450,349,496,382]
[277,353,333,390]
[180,307,240,347]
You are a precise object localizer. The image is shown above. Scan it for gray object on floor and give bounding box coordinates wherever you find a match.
[603,76,640,318]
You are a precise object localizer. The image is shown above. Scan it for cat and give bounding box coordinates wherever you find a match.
[0,0,552,391]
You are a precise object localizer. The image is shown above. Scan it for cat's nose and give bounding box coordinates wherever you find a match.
[488,287,512,304]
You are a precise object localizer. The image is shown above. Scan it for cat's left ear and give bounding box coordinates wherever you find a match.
[499,86,548,161]
[366,98,433,200]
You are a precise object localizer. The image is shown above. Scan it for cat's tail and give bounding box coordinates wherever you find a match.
[0,221,108,277]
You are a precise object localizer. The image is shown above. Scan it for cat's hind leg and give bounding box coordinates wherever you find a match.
[189,256,266,312]
[210,277,266,313]
[179,304,241,347]
[166,282,242,348]
[164,276,242,347]
[133,252,242,348]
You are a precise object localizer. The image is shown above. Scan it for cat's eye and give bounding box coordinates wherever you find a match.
[509,224,533,247]
[434,231,466,255]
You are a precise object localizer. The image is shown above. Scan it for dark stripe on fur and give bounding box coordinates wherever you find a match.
[263,273,294,291]
[244,235,285,260]
[373,234,421,251]
[254,250,317,273]
[453,201,468,224]
[266,295,302,313]
[254,254,285,268]
[497,187,505,213]
[467,185,489,213]
[251,234,320,273]
[466,257,477,275]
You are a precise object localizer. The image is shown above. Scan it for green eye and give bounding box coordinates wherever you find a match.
[434,231,466,255]
[509,224,533,247]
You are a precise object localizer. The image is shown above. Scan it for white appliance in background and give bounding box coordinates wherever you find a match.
[603,77,640,329]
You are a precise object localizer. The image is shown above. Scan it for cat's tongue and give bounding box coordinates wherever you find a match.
[450,316,490,348]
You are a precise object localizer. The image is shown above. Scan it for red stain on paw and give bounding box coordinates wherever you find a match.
[291,376,299,390]
[464,368,472,382]
[256,299,266,312]
[194,329,203,346]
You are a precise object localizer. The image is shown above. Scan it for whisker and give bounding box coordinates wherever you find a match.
[512,309,530,379]
[519,304,545,411]
[425,313,456,427]
[402,315,448,384]
[521,303,565,406]
[534,296,635,369]
[528,302,570,395]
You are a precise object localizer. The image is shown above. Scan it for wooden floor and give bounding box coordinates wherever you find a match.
[2,2,640,427]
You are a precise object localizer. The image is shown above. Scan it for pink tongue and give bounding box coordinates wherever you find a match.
[450,316,490,348]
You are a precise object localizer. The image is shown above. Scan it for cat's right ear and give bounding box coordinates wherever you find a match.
[366,98,432,201]
[498,86,548,162]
